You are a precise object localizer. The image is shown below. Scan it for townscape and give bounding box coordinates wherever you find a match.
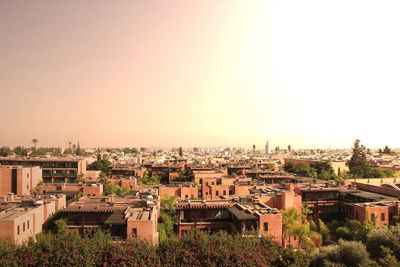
[2,1,400,266]
[1,140,400,266]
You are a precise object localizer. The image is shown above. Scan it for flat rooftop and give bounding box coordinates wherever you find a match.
[0,208,30,220]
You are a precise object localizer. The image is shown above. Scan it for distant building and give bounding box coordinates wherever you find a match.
[38,182,103,198]
[159,183,198,200]
[0,157,87,183]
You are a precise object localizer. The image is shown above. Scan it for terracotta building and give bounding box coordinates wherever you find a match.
[0,157,86,183]
[63,194,159,244]
[0,166,42,196]
[38,182,103,198]
[0,193,66,244]
[176,199,282,244]
[159,183,198,199]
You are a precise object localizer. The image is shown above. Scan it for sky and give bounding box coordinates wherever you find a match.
[1,0,400,149]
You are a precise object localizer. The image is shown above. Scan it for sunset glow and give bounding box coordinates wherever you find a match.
[1,0,399,148]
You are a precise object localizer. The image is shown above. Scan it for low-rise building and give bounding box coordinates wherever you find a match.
[159,183,198,199]
[0,193,66,244]
[0,166,42,196]
[62,195,159,244]
[0,157,86,183]
[176,199,282,244]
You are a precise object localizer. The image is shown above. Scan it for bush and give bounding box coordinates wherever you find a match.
[366,225,400,260]
[310,240,372,267]
[0,230,288,267]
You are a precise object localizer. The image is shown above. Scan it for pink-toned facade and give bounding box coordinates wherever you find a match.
[38,183,103,197]
[159,184,198,199]
[0,194,66,244]
[63,195,159,244]
[176,200,283,244]
[0,166,42,196]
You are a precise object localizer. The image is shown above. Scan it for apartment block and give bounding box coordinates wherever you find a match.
[0,157,86,183]
[62,194,159,244]
[176,199,282,244]
[0,194,66,244]
[0,166,42,195]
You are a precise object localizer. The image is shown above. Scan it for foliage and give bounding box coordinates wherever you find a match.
[159,196,178,242]
[13,146,28,156]
[173,169,194,182]
[382,146,393,155]
[348,139,368,177]
[282,208,321,249]
[284,161,336,180]
[378,246,400,267]
[329,219,375,243]
[366,225,400,260]
[139,172,161,185]
[347,139,394,178]
[158,230,282,267]
[0,146,12,157]
[0,230,292,267]
[87,155,112,173]
[310,240,373,267]
[102,178,130,196]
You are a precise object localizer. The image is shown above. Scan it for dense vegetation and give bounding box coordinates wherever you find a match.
[347,139,394,178]
[284,161,337,180]
[139,172,161,185]
[0,230,304,267]
[4,223,400,266]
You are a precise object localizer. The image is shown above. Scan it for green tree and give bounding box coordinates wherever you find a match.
[159,196,178,242]
[378,246,400,267]
[0,146,12,157]
[139,172,161,185]
[87,156,112,173]
[311,240,373,267]
[383,146,392,155]
[13,146,28,156]
[347,139,368,177]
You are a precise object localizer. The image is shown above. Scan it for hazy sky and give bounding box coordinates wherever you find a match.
[1,1,399,149]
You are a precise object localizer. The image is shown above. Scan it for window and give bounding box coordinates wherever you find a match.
[17,225,20,235]
[223,191,226,195]
[191,194,194,199]
[27,220,30,229]
[185,195,188,199]
[215,191,219,196]
[206,182,209,186]
[23,222,25,232]
[212,182,215,185]
[371,214,376,221]
[131,228,137,237]
[381,213,385,221]
[264,222,268,232]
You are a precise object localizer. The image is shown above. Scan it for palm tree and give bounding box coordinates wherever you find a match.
[32,139,39,150]
[282,207,301,246]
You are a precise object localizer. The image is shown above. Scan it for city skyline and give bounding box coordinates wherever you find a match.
[1,1,400,149]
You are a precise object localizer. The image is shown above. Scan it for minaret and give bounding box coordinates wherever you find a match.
[265,141,269,154]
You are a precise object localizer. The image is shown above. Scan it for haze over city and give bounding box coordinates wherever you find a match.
[1,0,400,149]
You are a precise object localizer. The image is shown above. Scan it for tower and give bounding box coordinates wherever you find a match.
[265,141,269,154]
